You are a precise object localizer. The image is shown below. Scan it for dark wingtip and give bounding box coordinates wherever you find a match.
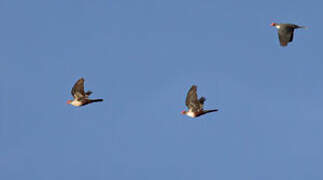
[199,97,206,104]
[85,91,92,96]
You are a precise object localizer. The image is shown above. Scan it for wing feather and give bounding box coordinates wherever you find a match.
[71,78,86,99]
[185,85,202,112]
[278,25,295,46]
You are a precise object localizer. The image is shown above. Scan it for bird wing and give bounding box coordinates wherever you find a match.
[185,85,202,112]
[71,78,86,99]
[278,25,295,46]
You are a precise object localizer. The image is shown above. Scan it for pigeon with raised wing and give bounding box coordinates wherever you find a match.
[67,78,103,107]
[271,22,306,46]
[181,85,218,118]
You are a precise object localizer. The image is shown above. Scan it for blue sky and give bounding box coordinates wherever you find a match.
[1,0,323,179]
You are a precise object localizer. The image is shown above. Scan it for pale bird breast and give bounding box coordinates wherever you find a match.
[186,111,196,118]
[71,100,82,106]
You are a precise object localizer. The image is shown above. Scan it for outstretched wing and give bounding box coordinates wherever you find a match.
[71,78,86,99]
[278,25,295,46]
[185,85,202,112]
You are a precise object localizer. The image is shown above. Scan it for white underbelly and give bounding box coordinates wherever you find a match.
[71,100,82,106]
[186,111,196,118]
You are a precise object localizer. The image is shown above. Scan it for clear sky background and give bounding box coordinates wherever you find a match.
[1,0,323,179]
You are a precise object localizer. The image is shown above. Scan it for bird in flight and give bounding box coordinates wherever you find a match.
[271,22,306,47]
[67,78,103,107]
[181,85,218,118]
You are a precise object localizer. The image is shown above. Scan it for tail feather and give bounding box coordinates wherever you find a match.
[204,109,218,114]
[89,99,103,103]
[297,25,307,29]
[196,109,218,117]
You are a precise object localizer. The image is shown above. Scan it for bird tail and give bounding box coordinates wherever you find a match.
[204,109,219,114]
[89,99,103,103]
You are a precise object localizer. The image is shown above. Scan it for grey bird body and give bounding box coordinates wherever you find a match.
[271,22,306,46]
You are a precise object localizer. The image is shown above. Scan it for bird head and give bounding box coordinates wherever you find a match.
[271,22,277,26]
[66,100,72,104]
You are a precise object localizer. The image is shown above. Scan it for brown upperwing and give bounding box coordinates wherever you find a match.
[185,85,202,112]
[71,78,86,99]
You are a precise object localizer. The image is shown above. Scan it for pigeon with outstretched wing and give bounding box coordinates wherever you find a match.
[67,78,103,107]
[181,85,218,118]
[271,22,306,46]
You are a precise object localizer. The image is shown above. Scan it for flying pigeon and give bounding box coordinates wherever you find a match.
[67,78,103,107]
[271,22,306,46]
[181,85,218,118]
